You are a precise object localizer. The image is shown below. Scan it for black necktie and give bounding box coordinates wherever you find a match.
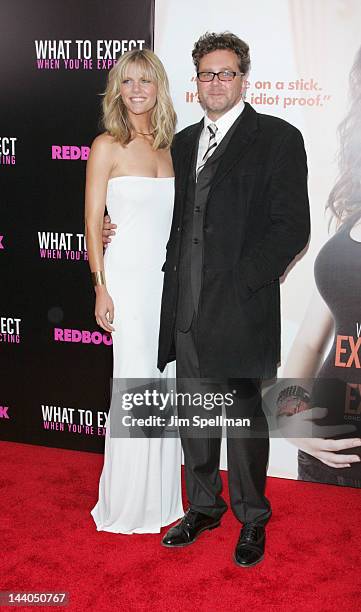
[196,123,218,180]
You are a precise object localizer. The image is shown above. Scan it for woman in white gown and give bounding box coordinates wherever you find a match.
[85,49,183,534]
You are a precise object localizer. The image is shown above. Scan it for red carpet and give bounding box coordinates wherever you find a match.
[1,441,360,611]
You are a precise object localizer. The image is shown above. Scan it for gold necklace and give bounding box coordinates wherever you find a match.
[135,131,153,136]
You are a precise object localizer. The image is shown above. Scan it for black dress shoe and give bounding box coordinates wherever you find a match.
[161,509,221,547]
[234,523,265,567]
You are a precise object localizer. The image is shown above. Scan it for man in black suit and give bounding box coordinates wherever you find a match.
[157,32,310,566]
[103,32,309,567]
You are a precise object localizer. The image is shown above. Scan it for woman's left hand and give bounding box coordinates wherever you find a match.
[95,286,115,333]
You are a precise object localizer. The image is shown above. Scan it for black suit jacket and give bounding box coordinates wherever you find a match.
[158,102,310,378]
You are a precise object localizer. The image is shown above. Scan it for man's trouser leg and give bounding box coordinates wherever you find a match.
[175,319,227,520]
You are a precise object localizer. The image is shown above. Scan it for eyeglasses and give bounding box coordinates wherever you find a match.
[197,70,244,82]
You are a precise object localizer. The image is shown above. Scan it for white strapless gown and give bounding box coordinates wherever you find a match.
[91,177,183,534]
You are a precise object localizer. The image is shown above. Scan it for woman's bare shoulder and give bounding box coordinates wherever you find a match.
[88,133,124,171]
[91,132,118,151]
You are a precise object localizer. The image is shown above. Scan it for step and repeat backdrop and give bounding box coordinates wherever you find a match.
[0,0,154,451]
[155,0,361,485]
[2,0,361,488]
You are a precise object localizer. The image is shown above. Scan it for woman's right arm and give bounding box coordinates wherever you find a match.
[281,288,361,469]
[85,135,115,333]
[283,287,334,380]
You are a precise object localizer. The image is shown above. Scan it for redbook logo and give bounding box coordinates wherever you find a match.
[51,145,90,160]
[54,327,112,346]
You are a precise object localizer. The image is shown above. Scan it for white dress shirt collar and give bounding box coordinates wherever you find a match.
[204,98,245,139]
[195,98,245,178]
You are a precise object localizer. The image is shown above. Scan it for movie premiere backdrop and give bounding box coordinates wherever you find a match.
[2,0,361,489]
[0,0,154,451]
[154,0,361,486]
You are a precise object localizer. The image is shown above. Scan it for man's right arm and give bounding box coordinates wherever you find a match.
[102,214,117,247]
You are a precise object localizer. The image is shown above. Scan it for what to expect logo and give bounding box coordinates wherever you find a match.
[0,137,17,166]
[41,404,107,436]
[34,39,146,70]
[0,316,21,343]
[0,405,9,419]
[38,231,88,261]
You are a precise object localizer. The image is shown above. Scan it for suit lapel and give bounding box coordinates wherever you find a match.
[208,103,259,197]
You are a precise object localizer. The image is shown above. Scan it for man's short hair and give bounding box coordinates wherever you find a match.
[192,31,250,75]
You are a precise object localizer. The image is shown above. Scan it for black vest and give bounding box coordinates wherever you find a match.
[176,113,243,331]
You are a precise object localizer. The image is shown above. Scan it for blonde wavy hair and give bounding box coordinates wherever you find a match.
[102,49,176,150]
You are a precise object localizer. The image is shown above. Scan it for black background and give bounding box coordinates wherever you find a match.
[0,0,154,451]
